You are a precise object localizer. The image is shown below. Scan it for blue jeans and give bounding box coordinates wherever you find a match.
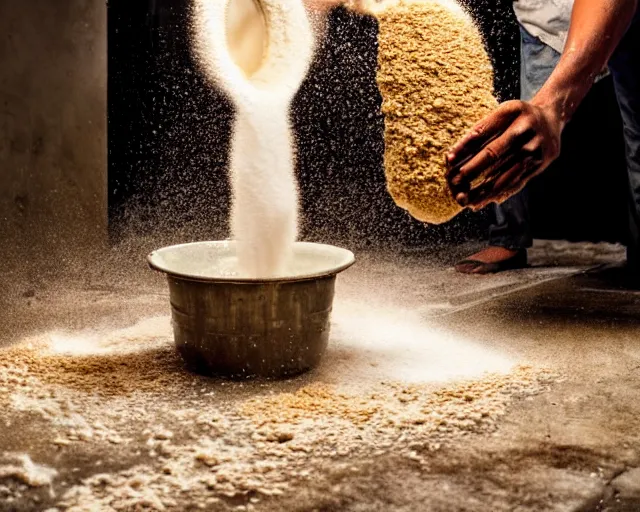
[490,14,640,268]
[609,9,640,273]
[489,26,558,250]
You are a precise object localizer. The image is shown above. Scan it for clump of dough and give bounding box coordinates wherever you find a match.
[372,0,498,224]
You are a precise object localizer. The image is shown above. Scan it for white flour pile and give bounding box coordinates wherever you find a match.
[0,262,568,510]
[192,0,315,277]
[0,454,57,488]
[0,318,557,510]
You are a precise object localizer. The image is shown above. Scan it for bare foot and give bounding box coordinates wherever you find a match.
[455,247,526,274]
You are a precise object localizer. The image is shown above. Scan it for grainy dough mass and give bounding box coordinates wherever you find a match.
[373,0,498,224]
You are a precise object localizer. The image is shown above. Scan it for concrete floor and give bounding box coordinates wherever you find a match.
[1,240,639,511]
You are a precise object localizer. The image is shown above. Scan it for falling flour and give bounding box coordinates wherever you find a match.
[192,0,315,277]
[370,0,498,224]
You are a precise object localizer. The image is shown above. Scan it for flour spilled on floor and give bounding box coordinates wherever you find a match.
[328,299,514,387]
[0,308,558,510]
[0,454,57,487]
[47,317,170,357]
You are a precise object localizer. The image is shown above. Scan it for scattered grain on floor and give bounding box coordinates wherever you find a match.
[0,321,557,510]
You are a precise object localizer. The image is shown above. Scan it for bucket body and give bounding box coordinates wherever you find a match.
[148,241,355,379]
[167,274,336,378]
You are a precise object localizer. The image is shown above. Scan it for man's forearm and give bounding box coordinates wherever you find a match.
[532,0,637,127]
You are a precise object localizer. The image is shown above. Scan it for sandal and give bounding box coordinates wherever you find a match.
[455,249,528,275]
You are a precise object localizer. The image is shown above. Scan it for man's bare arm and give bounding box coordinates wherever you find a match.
[447,0,638,209]
[534,0,638,124]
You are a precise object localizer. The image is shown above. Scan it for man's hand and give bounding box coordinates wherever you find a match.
[446,0,638,211]
[446,100,564,210]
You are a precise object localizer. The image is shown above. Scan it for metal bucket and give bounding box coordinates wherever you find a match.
[148,241,355,379]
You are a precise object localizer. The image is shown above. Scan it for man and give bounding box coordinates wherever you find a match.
[448,0,640,280]
[453,0,576,274]
[308,0,639,278]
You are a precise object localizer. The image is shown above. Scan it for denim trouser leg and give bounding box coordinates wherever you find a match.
[608,9,640,272]
[489,27,561,250]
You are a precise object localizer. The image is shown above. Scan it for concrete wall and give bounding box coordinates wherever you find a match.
[0,0,107,276]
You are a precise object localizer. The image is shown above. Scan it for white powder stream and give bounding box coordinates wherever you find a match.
[192,0,315,277]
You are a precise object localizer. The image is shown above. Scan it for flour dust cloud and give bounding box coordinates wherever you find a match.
[192,0,315,278]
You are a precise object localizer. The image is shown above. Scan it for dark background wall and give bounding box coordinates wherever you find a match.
[107,0,629,249]
[1,0,107,276]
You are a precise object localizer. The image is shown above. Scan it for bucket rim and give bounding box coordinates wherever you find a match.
[147,240,356,284]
